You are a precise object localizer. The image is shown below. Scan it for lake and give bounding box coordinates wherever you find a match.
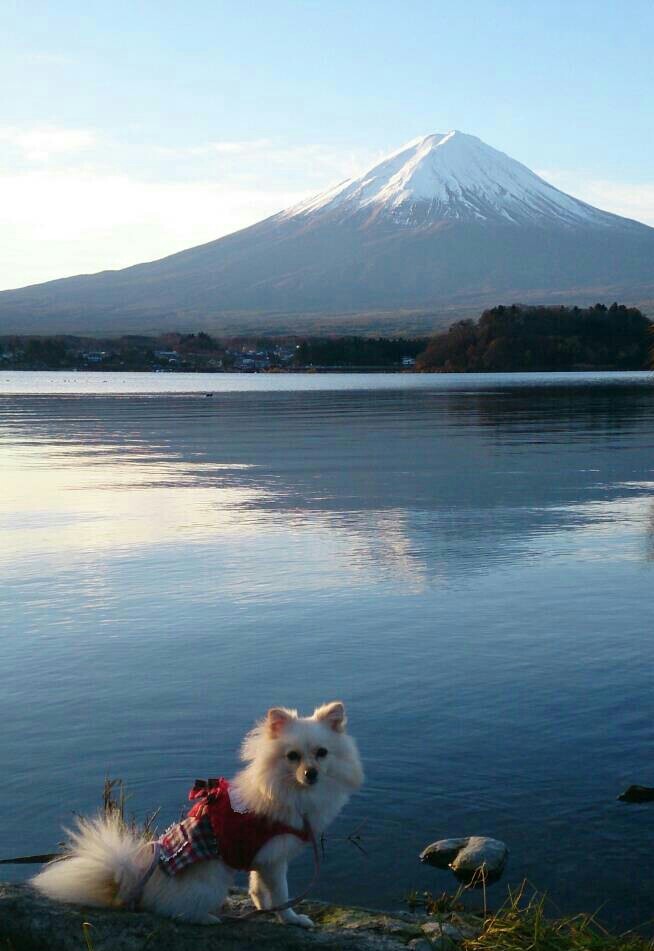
[1,370,653,929]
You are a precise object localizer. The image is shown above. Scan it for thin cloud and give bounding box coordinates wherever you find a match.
[538,167,654,227]
[575,180,654,227]
[157,139,272,157]
[0,125,97,162]
[206,139,272,155]
[156,138,374,182]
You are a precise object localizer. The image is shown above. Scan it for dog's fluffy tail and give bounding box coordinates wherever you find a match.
[31,813,151,908]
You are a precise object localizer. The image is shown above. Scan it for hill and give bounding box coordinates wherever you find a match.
[415,303,652,372]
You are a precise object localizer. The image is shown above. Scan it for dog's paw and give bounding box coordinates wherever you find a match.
[278,908,314,927]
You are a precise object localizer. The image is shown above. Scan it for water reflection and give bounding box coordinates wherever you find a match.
[2,385,654,582]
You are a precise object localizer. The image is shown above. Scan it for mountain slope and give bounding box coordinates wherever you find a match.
[1,131,653,335]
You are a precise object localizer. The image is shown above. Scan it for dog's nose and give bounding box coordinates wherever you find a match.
[304,767,318,784]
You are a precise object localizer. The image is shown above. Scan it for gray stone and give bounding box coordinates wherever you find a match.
[408,940,433,951]
[420,836,508,885]
[421,920,463,940]
[419,838,469,870]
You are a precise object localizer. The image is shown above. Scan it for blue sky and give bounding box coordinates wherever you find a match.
[1,0,653,289]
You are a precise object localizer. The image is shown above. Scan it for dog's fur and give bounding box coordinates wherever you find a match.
[31,702,363,926]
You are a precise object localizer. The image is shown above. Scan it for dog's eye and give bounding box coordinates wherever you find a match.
[286,751,301,762]
[316,747,328,759]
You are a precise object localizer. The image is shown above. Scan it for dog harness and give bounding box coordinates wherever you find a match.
[157,778,311,875]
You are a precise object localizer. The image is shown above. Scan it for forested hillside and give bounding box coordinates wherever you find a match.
[416,304,652,372]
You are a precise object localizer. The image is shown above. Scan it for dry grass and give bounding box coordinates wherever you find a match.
[418,881,654,951]
[407,883,468,915]
[475,891,652,951]
[96,776,159,840]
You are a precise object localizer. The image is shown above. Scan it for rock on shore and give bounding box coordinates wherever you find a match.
[0,884,484,951]
[420,836,508,883]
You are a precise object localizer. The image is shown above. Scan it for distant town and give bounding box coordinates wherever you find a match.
[0,332,426,373]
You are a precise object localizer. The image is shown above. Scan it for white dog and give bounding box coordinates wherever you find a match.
[32,702,364,926]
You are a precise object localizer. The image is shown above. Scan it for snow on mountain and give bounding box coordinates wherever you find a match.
[282,130,622,228]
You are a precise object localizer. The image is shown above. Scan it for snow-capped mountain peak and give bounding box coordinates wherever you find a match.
[282,130,614,227]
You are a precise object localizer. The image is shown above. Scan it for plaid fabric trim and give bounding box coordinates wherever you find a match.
[157,813,219,877]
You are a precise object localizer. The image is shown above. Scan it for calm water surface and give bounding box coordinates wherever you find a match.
[1,371,654,928]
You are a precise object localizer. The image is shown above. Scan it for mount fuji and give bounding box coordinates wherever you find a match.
[1,131,653,335]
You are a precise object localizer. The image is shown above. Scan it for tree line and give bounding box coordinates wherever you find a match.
[2,305,652,372]
[295,336,427,367]
[416,303,653,372]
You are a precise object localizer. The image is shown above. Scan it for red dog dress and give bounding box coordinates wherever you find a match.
[157,778,310,875]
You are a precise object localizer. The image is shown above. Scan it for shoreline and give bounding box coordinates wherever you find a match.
[2,883,651,951]
[1,365,652,375]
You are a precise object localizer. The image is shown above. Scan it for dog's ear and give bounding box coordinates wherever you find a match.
[266,707,295,738]
[314,701,347,732]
